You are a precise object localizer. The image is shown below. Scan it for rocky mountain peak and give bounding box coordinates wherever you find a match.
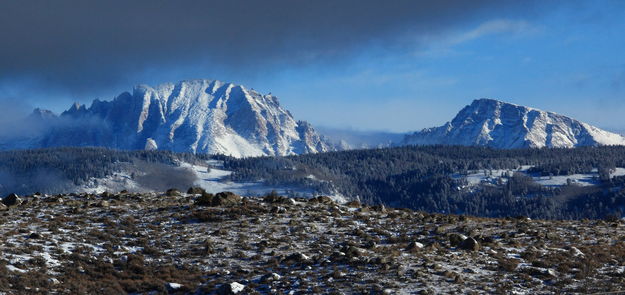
[12,79,335,157]
[404,98,625,148]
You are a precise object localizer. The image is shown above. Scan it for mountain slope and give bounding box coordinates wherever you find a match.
[28,79,334,157]
[403,98,625,148]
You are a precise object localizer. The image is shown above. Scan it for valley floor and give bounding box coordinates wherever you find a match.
[1,191,625,294]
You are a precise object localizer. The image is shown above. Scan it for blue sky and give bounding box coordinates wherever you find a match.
[264,4,625,132]
[1,1,624,133]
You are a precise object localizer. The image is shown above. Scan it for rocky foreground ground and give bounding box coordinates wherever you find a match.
[1,190,625,294]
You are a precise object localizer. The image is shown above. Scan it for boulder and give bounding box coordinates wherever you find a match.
[187,187,206,195]
[343,245,365,258]
[309,196,334,204]
[165,188,181,196]
[0,203,7,211]
[195,192,215,206]
[260,272,282,283]
[345,200,362,208]
[448,233,468,247]
[372,204,387,213]
[284,252,310,264]
[217,282,245,295]
[271,206,287,213]
[568,246,585,257]
[406,241,425,251]
[459,237,480,251]
[2,193,22,207]
[213,192,242,206]
[96,200,110,208]
[525,267,557,279]
[263,194,287,203]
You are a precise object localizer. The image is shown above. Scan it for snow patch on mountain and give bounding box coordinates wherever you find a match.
[403,98,625,148]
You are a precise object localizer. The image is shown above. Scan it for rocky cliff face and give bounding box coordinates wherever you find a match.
[403,98,625,148]
[27,79,335,157]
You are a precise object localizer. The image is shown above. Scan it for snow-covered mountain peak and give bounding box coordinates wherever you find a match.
[16,79,335,157]
[404,98,625,148]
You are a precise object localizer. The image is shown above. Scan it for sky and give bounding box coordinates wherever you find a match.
[1,0,624,133]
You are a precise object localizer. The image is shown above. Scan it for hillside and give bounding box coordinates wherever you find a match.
[219,145,625,219]
[0,190,623,294]
[0,148,207,196]
[5,146,625,219]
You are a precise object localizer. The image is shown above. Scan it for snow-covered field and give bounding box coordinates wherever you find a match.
[74,159,342,200]
[181,161,348,201]
[78,171,141,194]
[454,167,625,188]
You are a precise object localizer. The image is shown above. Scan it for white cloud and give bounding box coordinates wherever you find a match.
[452,19,539,44]
[415,19,541,57]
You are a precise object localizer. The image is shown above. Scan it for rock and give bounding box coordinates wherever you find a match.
[449,233,468,247]
[28,232,41,239]
[260,272,282,283]
[165,188,181,196]
[96,200,110,208]
[271,206,287,213]
[544,268,557,278]
[195,192,215,206]
[217,282,245,295]
[459,237,480,251]
[263,194,287,203]
[477,235,496,245]
[406,241,425,251]
[341,246,365,258]
[48,278,60,285]
[309,196,334,204]
[526,267,557,279]
[2,193,22,207]
[44,196,63,203]
[568,246,585,257]
[345,200,361,208]
[372,204,387,213]
[187,187,205,195]
[165,282,183,291]
[284,252,310,264]
[363,240,377,249]
[0,203,7,211]
[212,192,242,206]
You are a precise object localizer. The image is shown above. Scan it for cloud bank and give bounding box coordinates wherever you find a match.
[0,0,545,96]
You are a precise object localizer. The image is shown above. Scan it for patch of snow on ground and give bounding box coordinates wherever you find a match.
[454,167,625,188]
[181,161,320,198]
[533,173,598,187]
[79,171,140,193]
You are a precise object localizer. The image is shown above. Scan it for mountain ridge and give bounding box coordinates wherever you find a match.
[11,79,335,157]
[403,98,625,148]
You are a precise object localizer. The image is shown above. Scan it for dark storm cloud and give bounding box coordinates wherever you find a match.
[0,0,544,94]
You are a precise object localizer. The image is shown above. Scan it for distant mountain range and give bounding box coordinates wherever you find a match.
[1,81,623,156]
[7,79,334,157]
[403,98,625,148]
